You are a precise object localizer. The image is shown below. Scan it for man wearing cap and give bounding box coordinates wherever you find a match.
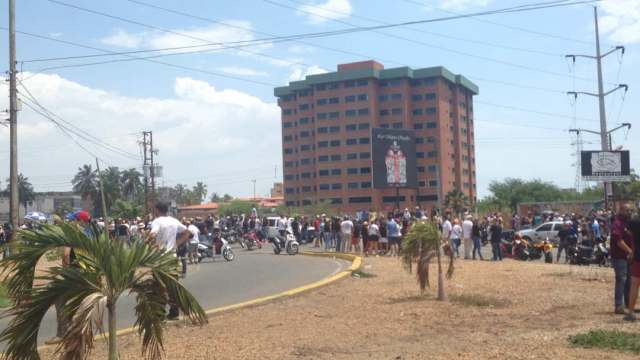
[147,201,192,320]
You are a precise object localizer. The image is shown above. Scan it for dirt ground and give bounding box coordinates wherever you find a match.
[41,256,640,359]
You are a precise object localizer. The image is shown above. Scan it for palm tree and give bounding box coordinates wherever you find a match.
[444,189,470,218]
[174,184,188,205]
[101,167,123,213]
[5,174,35,214]
[401,220,454,300]
[0,223,207,360]
[192,182,207,204]
[72,165,98,201]
[120,168,143,201]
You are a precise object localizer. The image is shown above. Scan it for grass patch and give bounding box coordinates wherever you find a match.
[450,293,511,308]
[351,269,376,278]
[388,294,432,304]
[0,283,12,309]
[569,330,640,354]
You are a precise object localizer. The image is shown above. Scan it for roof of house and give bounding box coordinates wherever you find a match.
[178,202,219,210]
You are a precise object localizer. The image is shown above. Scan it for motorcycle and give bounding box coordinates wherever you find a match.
[240,230,263,250]
[512,238,530,261]
[270,229,299,255]
[197,234,235,262]
[529,238,553,263]
[569,238,609,266]
[222,226,240,244]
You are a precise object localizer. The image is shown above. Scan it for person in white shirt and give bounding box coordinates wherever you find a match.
[442,217,452,249]
[147,202,191,321]
[462,215,474,260]
[187,220,200,264]
[277,215,287,237]
[367,221,380,256]
[450,219,463,258]
[340,217,355,253]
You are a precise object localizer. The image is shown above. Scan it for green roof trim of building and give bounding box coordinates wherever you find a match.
[274,65,479,97]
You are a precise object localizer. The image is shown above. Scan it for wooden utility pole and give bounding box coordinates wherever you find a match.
[8,0,19,240]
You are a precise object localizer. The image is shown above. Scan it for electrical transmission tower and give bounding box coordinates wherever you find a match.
[571,132,584,192]
[141,131,157,216]
[566,6,630,208]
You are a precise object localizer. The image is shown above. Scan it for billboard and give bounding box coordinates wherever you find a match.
[371,128,418,188]
[581,150,630,182]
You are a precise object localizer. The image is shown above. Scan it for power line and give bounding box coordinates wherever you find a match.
[17,81,141,161]
[266,0,600,83]
[475,100,598,122]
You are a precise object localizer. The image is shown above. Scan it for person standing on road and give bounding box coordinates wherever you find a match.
[462,215,474,260]
[387,216,401,257]
[611,204,634,315]
[471,218,484,260]
[323,217,332,251]
[442,215,452,255]
[556,222,575,263]
[450,219,462,258]
[624,211,640,321]
[332,217,342,253]
[367,220,380,256]
[341,217,354,253]
[148,201,192,320]
[489,219,503,261]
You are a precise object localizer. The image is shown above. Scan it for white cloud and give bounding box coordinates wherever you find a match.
[1,73,281,195]
[220,66,268,77]
[287,45,315,54]
[99,21,266,54]
[297,0,352,24]
[288,65,328,81]
[421,0,492,11]
[600,0,640,44]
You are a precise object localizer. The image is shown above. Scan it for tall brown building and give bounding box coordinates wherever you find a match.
[274,60,478,214]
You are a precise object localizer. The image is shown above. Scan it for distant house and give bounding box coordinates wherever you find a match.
[176,202,219,219]
[0,192,84,222]
[235,196,284,209]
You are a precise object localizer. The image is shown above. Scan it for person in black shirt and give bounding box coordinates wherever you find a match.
[556,222,576,263]
[625,214,640,321]
[472,219,483,260]
[489,219,503,261]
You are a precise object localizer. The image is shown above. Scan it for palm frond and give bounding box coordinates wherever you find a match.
[130,279,168,360]
[58,292,107,360]
[417,250,436,292]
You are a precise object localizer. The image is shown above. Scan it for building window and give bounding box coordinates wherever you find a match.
[284,174,294,180]
[383,196,406,203]
[380,124,390,129]
[317,98,327,106]
[359,137,370,145]
[425,107,437,114]
[331,169,342,176]
[417,166,425,173]
[319,170,329,176]
[298,89,311,97]
[299,117,310,124]
[330,140,340,147]
[300,158,311,165]
[426,122,437,129]
[429,180,438,187]
[329,112,340,119]
[285,188,295,194]
[360,167,371,174]
[426,136,436,143]
[427,151,438,158]
[318,141,328,148]
[410,79,422,87]
[330,154,341,161]
[412,94,423,101]
[358,123,369,130]
[283,122,293,128]
[346,138,357,145]
[316,84,326,91]
[300,144,311,151]
[391,93,402,100]
[301,172,312,179]
[415,138,424,144]
[318,127,328,133]
[391,108,402,115]
[299,104,310,111]
[378,94,388,102]
[283,135,293,142]
[416,152,424,158]
[346,124,357,131]
[392,122,403,129]
[318,155,329,162]
[360,182,371,189]
[425,93,436,100]
[349,197,372,203]
[331,183,342,190]
[348,182,359,189]
[284,148,293,154]
[357,93,368,101]
[319,184,330,190]
[419,181,426,187]
[317,113,328,120]
[302,186,312,193]
[358,108,369,116]
[329,126,340,133]
[284,161,294,168]
[428,165,437,172]
[299,131,310,138]
[329,97,339,104]
[283,109,293,115]
[330,198,343,204]
[412,108,423,116]
[359,152,370,159]
[347,153,357,160]
[379,109,389,116]
[413,123,423,129]
[344,80,356,88]
[357,79,368,87]
[345,109,357,117]
[345,95,356,103]
[328,82,339,90]
[347,168,358,175]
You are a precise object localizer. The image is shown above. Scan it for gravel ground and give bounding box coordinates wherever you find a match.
[40,256,640,360]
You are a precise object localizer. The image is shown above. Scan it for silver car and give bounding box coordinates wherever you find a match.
[517,221,565,245]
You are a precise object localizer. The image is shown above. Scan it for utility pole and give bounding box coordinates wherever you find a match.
[566,6,628,209]
[150,131,156,209]
[141,132,149,216]
[142,131,156,216]
[8,0,19,240]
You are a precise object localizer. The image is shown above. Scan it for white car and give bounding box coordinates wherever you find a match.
[517,221,565,245]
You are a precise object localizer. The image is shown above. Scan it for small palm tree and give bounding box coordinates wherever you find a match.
[0,223,207,360]
[4,174,35,214]
[120,168,143,201]
[401,220,454,300]
[444,189,470,218]
[72,165,98,201]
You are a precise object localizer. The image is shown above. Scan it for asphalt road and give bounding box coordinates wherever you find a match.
[0,245,349,349]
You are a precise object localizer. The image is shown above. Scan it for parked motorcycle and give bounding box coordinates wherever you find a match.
[529,238,553,263]
[568,238,609,266]
[240,230,263,250]
[197,234,235,262]
[500,237,529,260]
[270,229,299,255]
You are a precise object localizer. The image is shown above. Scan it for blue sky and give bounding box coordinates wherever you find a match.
[0,0,638,200]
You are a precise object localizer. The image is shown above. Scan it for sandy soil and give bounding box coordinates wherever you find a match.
[41,256,640,360]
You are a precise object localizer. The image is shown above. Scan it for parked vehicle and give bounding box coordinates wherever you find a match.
[270,229,299,255]
[241,230,263,250]
[516,221,565,245]
[197,233,235,262]
[529,238,554,263]
[568,237,609,266]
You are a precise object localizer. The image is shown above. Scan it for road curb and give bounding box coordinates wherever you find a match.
[36,251,362,353]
